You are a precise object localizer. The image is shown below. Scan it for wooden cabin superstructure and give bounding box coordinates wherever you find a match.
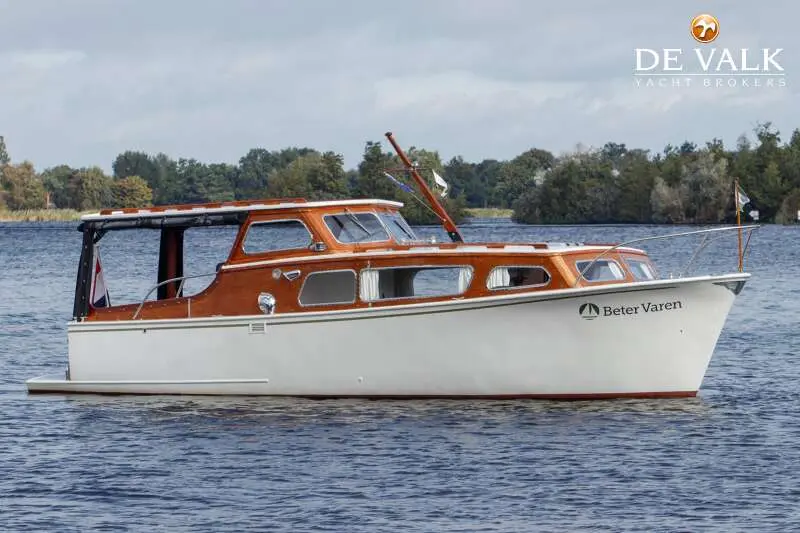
[73,197,657,322]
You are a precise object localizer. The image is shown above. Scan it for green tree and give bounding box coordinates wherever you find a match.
[113,151,157,181]
[780,129,800,190]
[235,147,315,200]
[651,150,730,223]
[755,160,787,221]
[650,177,685,223]
[236,148,276,200]
[206,163,237,202]
[476,159,504,207]
[67,167,113,210]
[0,136,9,167]
[309,152,349,199]
[267,151,349,201]
[111,176,153,208]
[444,156,496,208]
[174,159,214,204]
[495,148,554,208]
[1,162,46,210]
[513,150,618,224]
[41,165,75,208]
[776,188,800,224]
[679,150,731,222]
[0,136,9,197]
[353,141,400,200]
[615,149,657,222]
[151,153,180,204]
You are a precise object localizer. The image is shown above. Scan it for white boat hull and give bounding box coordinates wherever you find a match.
[27,274,748,399]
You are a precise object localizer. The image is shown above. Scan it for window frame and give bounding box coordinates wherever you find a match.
[574,259,627,283]
[378,211,418,243]
[323,211,392,245]
[358,264,474,303]
[241,218,314,256]
[624,257,658,281]
[297,268,358,308]
[485,265,552,291]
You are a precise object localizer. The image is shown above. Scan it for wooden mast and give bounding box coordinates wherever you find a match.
[384,132,463,242]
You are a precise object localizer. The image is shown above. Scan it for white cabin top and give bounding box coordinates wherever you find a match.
[80,198,405,222]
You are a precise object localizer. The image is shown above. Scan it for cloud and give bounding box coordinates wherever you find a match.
[373,72,583,117]
[0,50,86,70]
[0,0,798,172]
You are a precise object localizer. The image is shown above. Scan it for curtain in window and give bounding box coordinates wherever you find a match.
[457,267,473,293]
[360,269,380,301]
[487,267,511,289]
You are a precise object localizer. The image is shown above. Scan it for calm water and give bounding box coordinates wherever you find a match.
[0,220,798,532]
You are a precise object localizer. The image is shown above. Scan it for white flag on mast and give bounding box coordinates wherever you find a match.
[432,170,448,198]
[736,187,750,211]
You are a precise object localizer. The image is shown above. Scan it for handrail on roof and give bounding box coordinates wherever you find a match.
[572,224,760,287]
[83,198,405,223]
[132,272,218,319]
[98,197,308,216]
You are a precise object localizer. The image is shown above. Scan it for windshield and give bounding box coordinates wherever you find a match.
[625,258,658,281]
[575,259,626,282]
[378,212,418,243]
[324,212,390,244]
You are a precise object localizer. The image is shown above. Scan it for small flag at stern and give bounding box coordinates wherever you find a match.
[90,245,110,307]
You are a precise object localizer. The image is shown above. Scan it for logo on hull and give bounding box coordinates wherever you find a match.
[579,303,600,320]
[579,300,684,320]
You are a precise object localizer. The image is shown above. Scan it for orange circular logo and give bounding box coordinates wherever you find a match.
[691,14,719,43]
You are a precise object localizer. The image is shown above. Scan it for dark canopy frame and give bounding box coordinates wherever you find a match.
[72,213,247,320]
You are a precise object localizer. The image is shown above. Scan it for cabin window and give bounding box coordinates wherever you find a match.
[243,219,313,255]
[625,258,657,281]
[324,212,390,244]
[575,259,625,282]
[299,270,357,306]
[378,212,418,243]
[359,266,473,302]
[487,266,551,290]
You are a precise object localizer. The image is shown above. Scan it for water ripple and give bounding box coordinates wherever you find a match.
[0,223,798,532]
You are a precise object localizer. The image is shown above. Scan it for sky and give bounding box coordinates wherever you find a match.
[0,0,798,172]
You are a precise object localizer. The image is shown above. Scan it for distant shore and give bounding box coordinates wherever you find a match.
[0,207,783,225]
[0,209,86,222]
[464,208,513,218]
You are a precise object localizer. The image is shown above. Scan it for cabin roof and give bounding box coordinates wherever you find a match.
[80,198,405,223]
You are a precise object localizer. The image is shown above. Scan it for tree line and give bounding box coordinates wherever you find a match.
[1,122,799,224]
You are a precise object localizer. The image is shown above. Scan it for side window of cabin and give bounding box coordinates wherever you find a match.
[625,258,658,281]
[487,266,551,290]
[243,220,312,255]
[575,259,625,282]
[299,270,357,306]
[360,266,472,302]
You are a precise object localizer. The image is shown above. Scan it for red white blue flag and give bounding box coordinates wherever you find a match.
[90,245,110,308]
